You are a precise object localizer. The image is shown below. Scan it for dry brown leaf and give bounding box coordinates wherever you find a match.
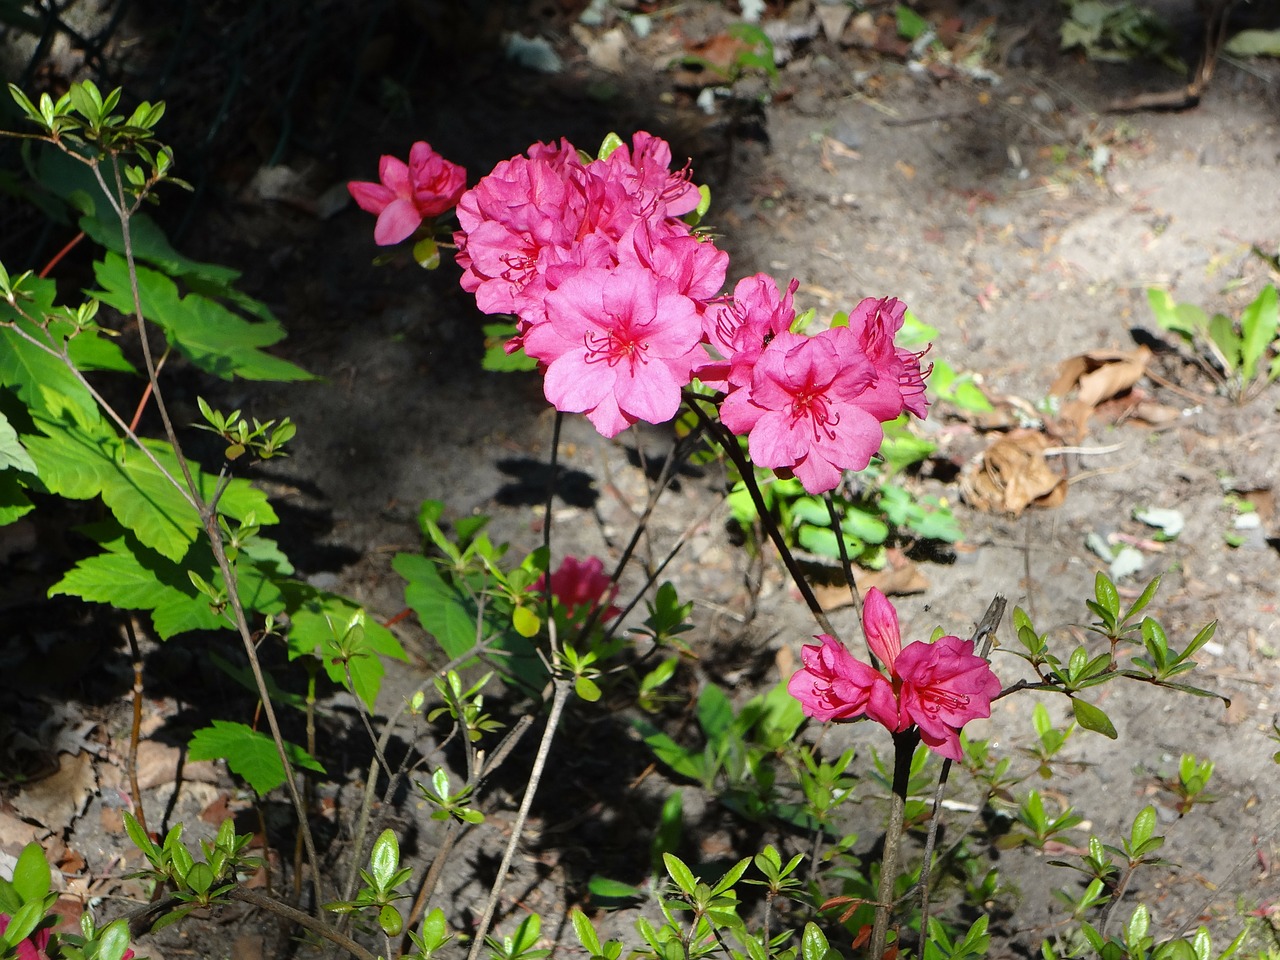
[11,751,97,831]
[810,560,930,610]
[134,740,221,790]
[0,808,45,854]
[1049,347,1151,440]
[960,429,1068,516]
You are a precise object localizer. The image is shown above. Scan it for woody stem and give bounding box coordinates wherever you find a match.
[871,729,917,960]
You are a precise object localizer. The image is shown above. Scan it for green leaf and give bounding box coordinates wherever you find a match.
[1071,698,1118,739]
[1224,29,1280,57]
[50,526,283,638]
[801,922,833,960]
[0,306,101,423]
[394,553,481,660]
[1238,285,1278,384]
[1131,804,1157,850]
[662,853,698,896]
[3,900,45,944]
[696,684,734,741]
[633,718,705,782]
[0,410,37,474]
[187,720,324,795]
[895,3,929,41]
[587,876,645,901]
[482,323,538,372]
[93,253,313,382]
[12,841,51,903]
[1094,571,1120,619]
[283,587,406,709]
[370,829,400,889]
[571,908,603,955]
[96,919,134,960]
[0,470,35,526]
[575,676,602,702]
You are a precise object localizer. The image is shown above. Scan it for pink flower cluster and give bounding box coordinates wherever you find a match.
[453,133,727,438]
[787,588,1000,760]
[350,133,931,493]
[535,555,621,622]
[715,289,928,494]
[348,141,466,245]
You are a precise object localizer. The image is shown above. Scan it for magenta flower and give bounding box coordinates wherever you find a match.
[525,265,704,437]
[348,141,466,245]
[789,588,1001,760]
[535,556,621,621]
[718,328,883,494]
[453,131,725,388]
[845,296,931,420]
[787,634,894,722]
[697,273,799,390]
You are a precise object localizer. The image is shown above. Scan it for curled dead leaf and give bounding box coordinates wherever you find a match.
[1049,346,1151,440]
[960,429,1068,516]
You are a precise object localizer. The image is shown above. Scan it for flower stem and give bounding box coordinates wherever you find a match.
[871,729,917,960]
[465,677,572,960]
[684,396,837,639]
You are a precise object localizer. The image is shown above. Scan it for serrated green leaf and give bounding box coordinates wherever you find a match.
[0,411,37,474]
[50,528,283,638]
[93,253,313,382]
[0,470,35,525]
[187,720,324,795]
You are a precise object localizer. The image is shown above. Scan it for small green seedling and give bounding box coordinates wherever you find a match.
[1148,284,1280,402]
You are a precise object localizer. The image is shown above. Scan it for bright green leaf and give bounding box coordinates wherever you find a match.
[187,720,324,796]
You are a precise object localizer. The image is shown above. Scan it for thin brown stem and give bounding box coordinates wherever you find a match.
[121,615,147,834]
[684,395,837,639]
[227,887,379,960]
[465,677,572,960]
[823,492,864,632]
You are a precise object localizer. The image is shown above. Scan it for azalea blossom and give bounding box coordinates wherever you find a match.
[845,296,931,420]
[536,556,621,621]
[348,141,466,245]
[524,264,704,437]
[788,588,1000,760]
[454,131,725,384]
[718,328,883,494]
[697,273,799,391]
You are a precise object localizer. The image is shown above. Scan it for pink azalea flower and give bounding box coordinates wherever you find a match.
[789,589,1001,760]
[348,141,467,246]
[786,634,894,722]
[718,328,883,494]
[845,296,931,420]
[525,264,704,437]
[454,132,723,377]
[697,273,799,390]
[599,131,701,217]
[535,556,621,621]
